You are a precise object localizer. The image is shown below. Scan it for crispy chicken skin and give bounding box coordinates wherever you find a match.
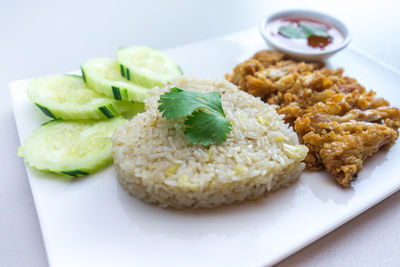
[226,50,400,187]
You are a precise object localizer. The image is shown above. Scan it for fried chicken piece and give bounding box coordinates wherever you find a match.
[227,50,400,187]
[296,116,398,186]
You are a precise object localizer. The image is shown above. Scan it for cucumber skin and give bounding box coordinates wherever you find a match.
[61,169,90,177]
[81,66,87,83]
[112,86,122,100]
[18,117,126,177]
[35,103,56,119]
[98,103,121,119]
[120,64,131,80]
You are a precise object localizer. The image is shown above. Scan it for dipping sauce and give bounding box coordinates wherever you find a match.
[266,17,344,52]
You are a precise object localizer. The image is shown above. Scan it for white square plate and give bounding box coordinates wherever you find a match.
[11,28,400,267]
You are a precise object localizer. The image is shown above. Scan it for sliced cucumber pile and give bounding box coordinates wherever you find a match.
[117,46,183,88]
[18,117,125,176]
[27,75,122,120]
[19,45,181,178]
[81,58,149,102]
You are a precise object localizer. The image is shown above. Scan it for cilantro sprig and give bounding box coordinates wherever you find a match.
[157,87,232,146]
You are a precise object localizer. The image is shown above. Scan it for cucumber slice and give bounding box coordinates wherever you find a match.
[18,117,125,177]
[27,75,121,120]
[117,46,182,88]
[114,100,145,119]
[81,58,149,102]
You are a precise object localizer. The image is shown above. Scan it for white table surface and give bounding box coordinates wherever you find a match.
[1,0,399,266]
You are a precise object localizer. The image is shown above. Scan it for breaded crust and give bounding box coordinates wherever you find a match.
[227,50,400,187]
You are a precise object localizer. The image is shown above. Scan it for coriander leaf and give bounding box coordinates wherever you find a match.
[157,88,232,146]
[299,22,330,38]
[184,110,232,146]
[158,87,225,120]
[279,25,305,39]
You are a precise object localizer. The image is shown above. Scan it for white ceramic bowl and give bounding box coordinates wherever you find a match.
[260,10,351,61]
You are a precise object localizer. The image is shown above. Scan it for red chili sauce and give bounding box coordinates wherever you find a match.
[267,17,344,52]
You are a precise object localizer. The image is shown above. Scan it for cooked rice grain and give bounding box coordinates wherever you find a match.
[112,76,307,208]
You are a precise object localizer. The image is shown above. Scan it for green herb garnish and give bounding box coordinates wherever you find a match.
[279,25,306,39]
[279,22,329,39]
[299,22,329,38]
[157,87,232,145]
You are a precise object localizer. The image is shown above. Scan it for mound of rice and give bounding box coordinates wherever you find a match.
[112,76,308,208]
